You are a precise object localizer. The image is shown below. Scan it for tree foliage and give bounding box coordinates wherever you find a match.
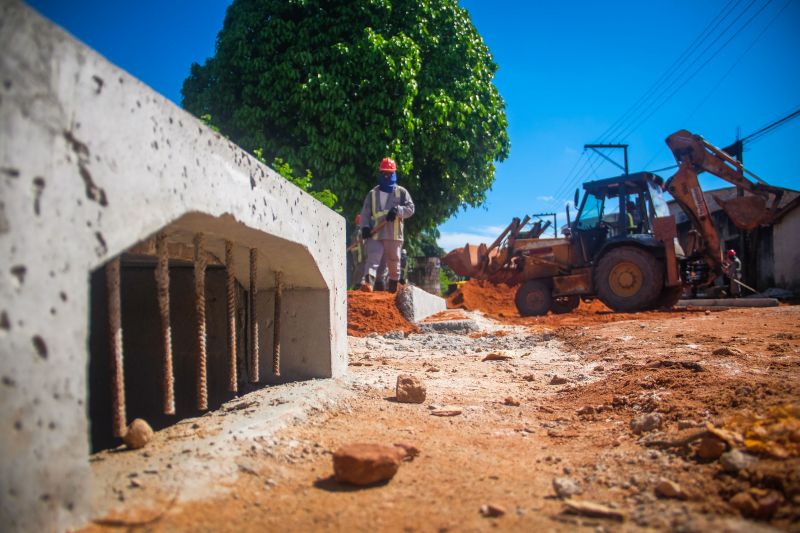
[182,0,509,252]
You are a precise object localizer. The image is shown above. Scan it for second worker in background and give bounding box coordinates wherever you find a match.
[358,157,415,293]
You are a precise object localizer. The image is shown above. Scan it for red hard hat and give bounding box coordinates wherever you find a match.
[379,157,397,172]
[727,249,736,257]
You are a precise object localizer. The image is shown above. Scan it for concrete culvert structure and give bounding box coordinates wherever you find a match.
[0,3,346,531]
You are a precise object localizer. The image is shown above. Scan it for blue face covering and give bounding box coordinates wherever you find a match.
[378,171,397,193]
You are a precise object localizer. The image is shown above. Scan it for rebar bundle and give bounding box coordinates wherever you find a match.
[194,233,208,411]
[106,258,126,438]
[155,232,175,415]
[225,240,237,392]
[249,248,259,383]
[273,271,282,377]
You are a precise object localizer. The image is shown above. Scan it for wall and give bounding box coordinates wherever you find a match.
[0,2,346,531]
[773,207,800,291]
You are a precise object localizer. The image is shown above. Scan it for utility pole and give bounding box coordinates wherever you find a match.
[584,144,629,175]
[530,212,558,238]
[724,128,753,291]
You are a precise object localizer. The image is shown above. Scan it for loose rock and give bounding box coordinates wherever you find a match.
[122,419,153,450]
[396,374,426,404]
[576,405,595,416]
[630,413,663,434]
[482,352,512,362]
[503,397,520,407]
[552,477,582,498]
[697,435,727,460]
[392,443,420,461]
[655,478,687,500]
[720,449,756,473]
[549,375,569,385]
[431,406,463,417]
[479,503,506,517]
[332,443,405,485]
[563,500,625,522]
[729,491,758,517]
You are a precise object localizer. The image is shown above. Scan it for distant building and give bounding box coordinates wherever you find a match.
[668,187,800,292]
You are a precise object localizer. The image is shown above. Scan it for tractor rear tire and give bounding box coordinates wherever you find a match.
[652,285,683,309]
[551,295,580,314]
[515,280,552,317]
[595,247,663,312]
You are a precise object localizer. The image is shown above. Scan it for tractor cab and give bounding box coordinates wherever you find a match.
[571,172,669,264]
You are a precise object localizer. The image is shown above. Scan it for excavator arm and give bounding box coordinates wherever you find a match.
[664,129,785,283]
[666,130,785,230]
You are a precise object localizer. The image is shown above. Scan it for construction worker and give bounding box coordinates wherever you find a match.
[725,249,742,297]
[358,157,415,293]
[626,200,641,233]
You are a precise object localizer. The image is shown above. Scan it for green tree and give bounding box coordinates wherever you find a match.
[182,0,509,249]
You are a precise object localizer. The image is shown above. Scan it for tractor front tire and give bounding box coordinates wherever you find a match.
[595,247,663,312]
[551,295,580,314]
[515,280,552,317]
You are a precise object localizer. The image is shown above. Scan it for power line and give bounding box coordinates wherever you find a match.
[742,106,800,143]
[615,0,773,141]
[595,0,744,144]
[638,0,791,171]
[543,1,746,211]
[679,0,792,126]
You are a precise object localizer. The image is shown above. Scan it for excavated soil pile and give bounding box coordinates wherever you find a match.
[447,279,615,319]
[445,279,684,326]
[347,291,418,337]
[447,280,519,318]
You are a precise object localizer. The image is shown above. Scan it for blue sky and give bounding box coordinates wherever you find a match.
[26,0,800,251]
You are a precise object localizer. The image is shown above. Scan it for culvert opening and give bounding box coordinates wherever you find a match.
[88,229,287,452]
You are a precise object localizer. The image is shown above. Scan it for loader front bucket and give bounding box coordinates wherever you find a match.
[713,194,774,231]
[442,243,489,279]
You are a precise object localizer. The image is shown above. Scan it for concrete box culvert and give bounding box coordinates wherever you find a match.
[0,3,346,531]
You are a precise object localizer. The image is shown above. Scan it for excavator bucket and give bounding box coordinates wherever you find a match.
[442,243,490,279]
[713,194,774,231]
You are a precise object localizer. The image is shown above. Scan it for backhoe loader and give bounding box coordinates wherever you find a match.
[442,130,789,316]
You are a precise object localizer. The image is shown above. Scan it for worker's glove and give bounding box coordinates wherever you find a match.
[361,227,372,240]
[386,207,398,222]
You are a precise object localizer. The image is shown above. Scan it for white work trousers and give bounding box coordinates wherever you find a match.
[362,239,402,282]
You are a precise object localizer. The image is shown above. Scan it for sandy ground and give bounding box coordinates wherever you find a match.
[80,297,800,532]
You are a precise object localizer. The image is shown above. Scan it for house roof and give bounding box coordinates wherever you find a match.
[667,186,800,225]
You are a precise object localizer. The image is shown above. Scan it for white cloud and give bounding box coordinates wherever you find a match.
[537,195,554,202]
[437,225,504,252]
[437,232,491,252]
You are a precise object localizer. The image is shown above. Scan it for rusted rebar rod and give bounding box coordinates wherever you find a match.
[249,248,259,383]
[194,233,208,411]
[107,257,127,438]
[225,240,237,392]
[272,271,282,377]
[155,232,175,415]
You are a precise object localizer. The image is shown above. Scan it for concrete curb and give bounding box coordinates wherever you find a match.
[396,285,447,324]
[676,298,779,308]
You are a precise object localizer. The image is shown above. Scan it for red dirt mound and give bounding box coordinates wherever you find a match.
[446,279,689,326]
[347,291,418,337]
[447,280,518,318]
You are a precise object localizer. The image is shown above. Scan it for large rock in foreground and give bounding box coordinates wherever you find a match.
[333,443,406,485]
[396,374,426,404]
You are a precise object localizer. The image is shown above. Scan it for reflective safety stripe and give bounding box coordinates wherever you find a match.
[370,188,403,240]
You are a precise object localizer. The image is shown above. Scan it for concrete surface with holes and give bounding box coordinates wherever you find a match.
[0,2,346,531]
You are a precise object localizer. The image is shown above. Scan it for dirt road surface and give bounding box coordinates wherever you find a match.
[82,293,800,532]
